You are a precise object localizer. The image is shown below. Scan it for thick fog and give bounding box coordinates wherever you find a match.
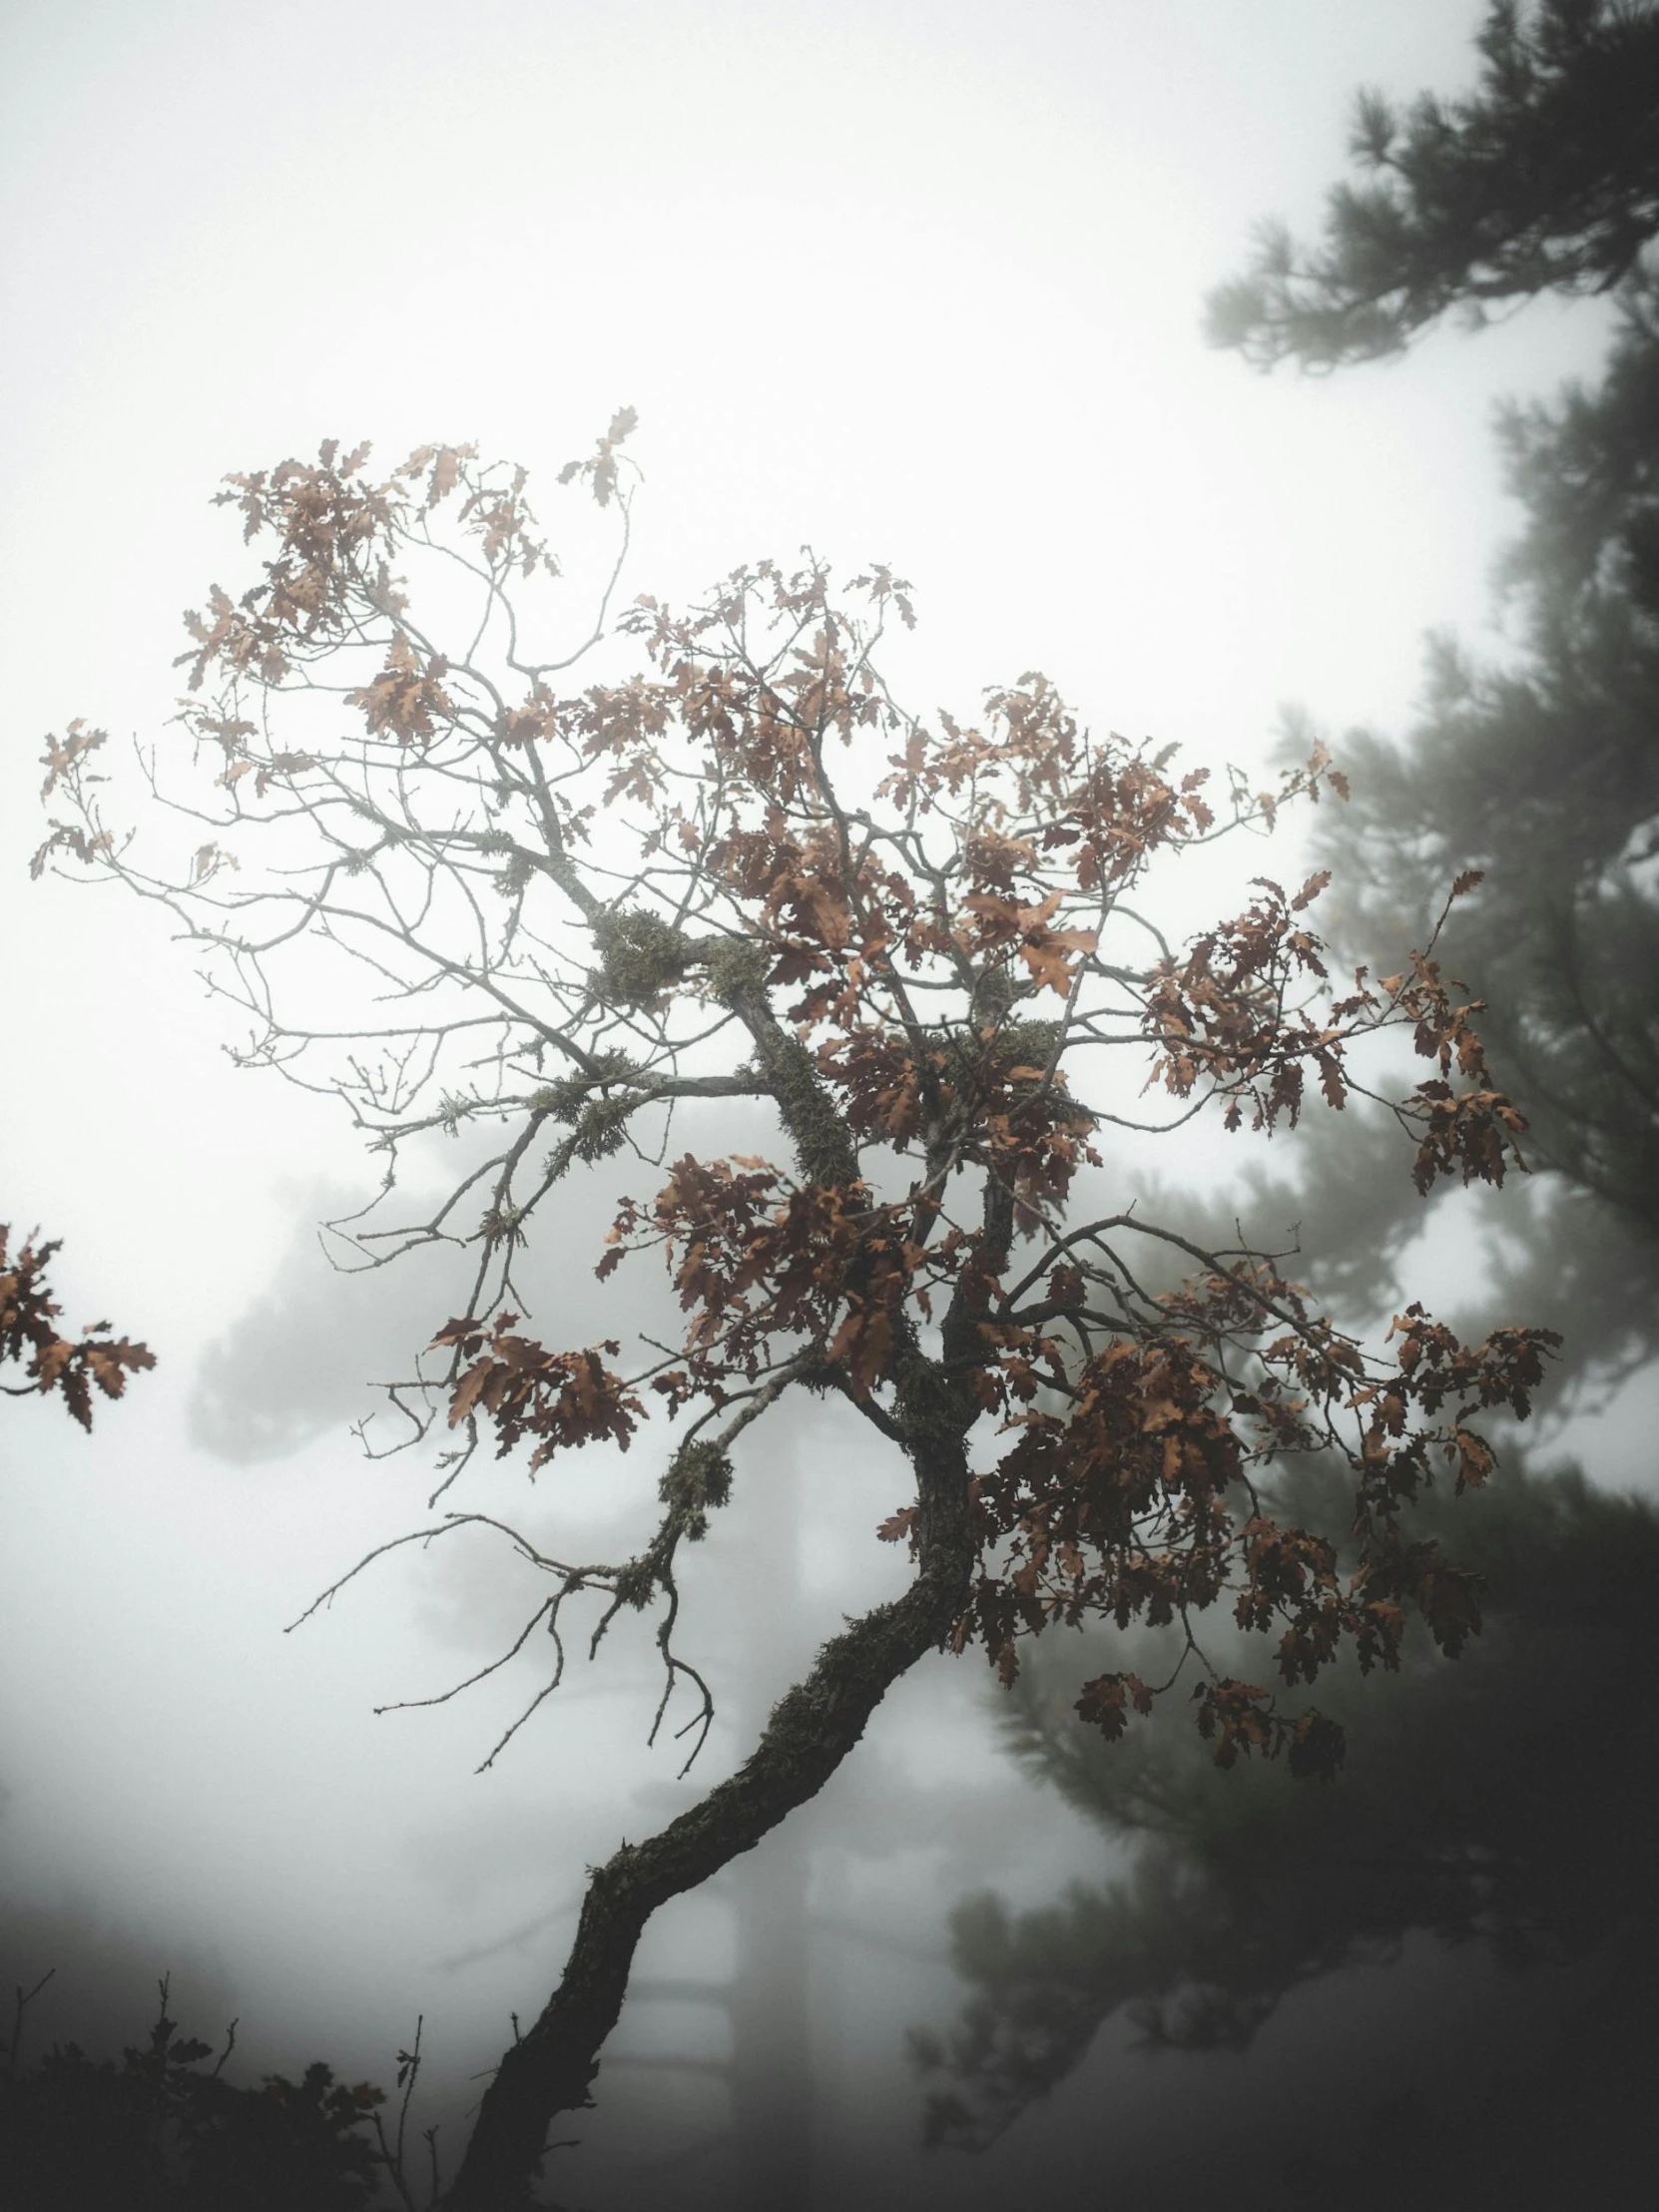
[2,5,1650,2208]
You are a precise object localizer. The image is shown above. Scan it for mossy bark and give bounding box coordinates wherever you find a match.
[442,972,976,2208]
[441,1427,974,2208]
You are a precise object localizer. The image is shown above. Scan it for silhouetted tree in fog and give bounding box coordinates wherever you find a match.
[1211,0,1659,1380]
[914,11,1659,2199]
[34,414,1553,2205]
[1208,0,1659,371]
[1282,297,1659,1369]
[914,1463,1659,2161]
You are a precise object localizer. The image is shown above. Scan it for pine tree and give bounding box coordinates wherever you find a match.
[916,9,1659,2175]
[1210,0,1659,1388]
[1207,0,1659,371]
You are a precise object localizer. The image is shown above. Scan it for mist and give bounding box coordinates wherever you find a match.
[3,5,1653,2208]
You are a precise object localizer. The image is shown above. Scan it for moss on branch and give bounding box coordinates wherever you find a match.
[591,907,695,1006]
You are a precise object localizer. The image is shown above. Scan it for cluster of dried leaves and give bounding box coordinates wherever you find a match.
[0,1226,154,1431]
[32,419,1554,1788]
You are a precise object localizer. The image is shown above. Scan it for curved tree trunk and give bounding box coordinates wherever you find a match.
[440,1427,975,2209]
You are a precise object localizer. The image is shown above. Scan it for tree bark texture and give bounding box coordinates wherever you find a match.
[441,1426,975,2207]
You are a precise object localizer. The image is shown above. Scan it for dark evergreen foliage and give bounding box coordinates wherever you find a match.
[1294,245,1659,1382]
[0,1979,414,2211]
[1208,0,1659,370]
[913,1464,1659,2158]
[1214,0,1659,1383]
[915,5,1659,2177]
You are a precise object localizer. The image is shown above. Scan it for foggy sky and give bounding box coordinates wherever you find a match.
[0,5,1637,2206]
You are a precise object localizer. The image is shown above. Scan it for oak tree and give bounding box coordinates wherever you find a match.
[0,1225,154,1431]
[33,419,1553,2205]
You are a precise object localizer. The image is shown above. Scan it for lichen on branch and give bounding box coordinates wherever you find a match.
[34,419,1557,2202]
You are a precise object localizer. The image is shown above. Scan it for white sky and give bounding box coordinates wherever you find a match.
[0,3,1629,2201]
